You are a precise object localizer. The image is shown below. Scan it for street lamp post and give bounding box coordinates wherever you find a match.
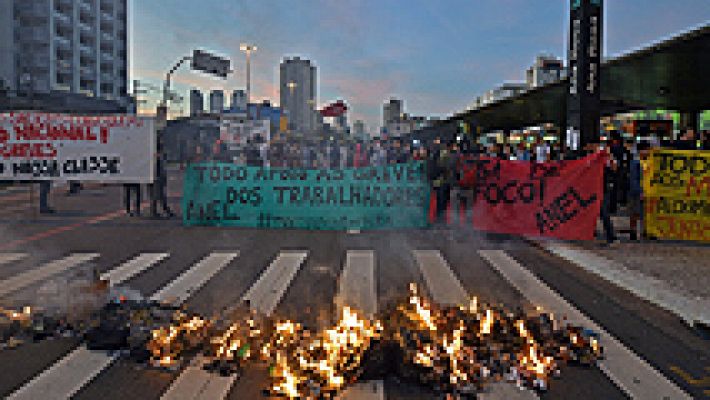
[239,43,257,105]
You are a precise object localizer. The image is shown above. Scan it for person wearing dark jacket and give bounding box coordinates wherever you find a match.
[600,149,618,244]
[39,180,54,214]
[150,136,174,218]
[124,183,141,216]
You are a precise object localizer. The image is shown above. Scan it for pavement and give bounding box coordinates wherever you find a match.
[0,174,708,399]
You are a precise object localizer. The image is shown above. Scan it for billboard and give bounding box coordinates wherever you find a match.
[0,112,155,183]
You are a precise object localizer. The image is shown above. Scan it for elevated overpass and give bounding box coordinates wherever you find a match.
[414,24,709,143]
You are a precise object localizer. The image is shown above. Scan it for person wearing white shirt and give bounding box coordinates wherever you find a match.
[535,140,550,163]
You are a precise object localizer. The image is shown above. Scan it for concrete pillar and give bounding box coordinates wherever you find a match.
[679,111,699,133]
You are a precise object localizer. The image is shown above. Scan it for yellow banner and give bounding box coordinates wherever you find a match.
[643,149,710,241]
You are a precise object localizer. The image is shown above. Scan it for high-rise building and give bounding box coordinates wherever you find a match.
[480,82,528,105]
[353,120,366,139]
[280,56,316,133]
[383,98,403,126]
[526,55,564,88]
[209,89,224,114]
[0,0,129,109]
[231,89,246,112]
[189,89,203,116]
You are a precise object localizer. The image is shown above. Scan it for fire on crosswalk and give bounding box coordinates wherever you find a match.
[2,277,603,399]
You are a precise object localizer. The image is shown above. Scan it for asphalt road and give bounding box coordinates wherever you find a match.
[0,175,706,399]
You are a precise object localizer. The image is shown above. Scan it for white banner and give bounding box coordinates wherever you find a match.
[220,118,270,146]
[0,111,155,183]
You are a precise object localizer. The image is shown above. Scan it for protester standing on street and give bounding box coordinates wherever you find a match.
[628,141,650,241]
[124,182,141,216]
[599,143,619,244]
[150,136,174,218]
[39,180,54,214]
[534,138,550,163]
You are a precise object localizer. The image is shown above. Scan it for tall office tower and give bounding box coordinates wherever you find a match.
[280,56,316,133]
[0,0,129,108]
[209,89,223,114]
[189,88,203,116]
[526,55,564,88]
[231,89,246,112]
[383,98,403,126]
[353,120,366,139]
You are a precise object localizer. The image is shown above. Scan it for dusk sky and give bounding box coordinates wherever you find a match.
[130,0,709,131]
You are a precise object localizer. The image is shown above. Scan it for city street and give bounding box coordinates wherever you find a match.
[0,172,706,399]
[0,0,707,398]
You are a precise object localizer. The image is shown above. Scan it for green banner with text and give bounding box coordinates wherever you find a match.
[182,161,429,230]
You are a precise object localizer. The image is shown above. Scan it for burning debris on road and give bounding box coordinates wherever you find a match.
[1,282,603,398]
[263,307,383,398]
[384,284,602,396]
[0,306,66,349]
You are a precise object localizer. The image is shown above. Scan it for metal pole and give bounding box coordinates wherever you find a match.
[162,56,192,107]
[30,183,35,218]
[246,51,251,105]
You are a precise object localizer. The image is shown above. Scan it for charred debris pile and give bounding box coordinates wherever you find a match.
[1,282,603,399]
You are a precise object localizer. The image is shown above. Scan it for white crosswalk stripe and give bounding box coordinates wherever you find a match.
[0,253,99,298]
[413,249,469,305]
[539,241,710,327]
[1,246,692,399]
[241,251,308,316]
[337,250,384,400]
[150,252,238,304]
[8,251,239,400]
[0,252,27,266]
[100,253,169,287]
[414,249,540,400]
[160,250,308,400]
[478,249,692,400]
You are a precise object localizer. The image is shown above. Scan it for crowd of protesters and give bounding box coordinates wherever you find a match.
[215,135,417,169]
[119,126,710,235]
[203,127,710,243]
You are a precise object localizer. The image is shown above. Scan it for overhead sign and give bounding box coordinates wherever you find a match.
[0,112,155,183]
[464,152,606,240]
[643,149,710,242]
[191,49,231,78]
[182,162,429,230]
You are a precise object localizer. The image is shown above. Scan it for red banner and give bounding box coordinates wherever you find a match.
[467,152,606,240]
